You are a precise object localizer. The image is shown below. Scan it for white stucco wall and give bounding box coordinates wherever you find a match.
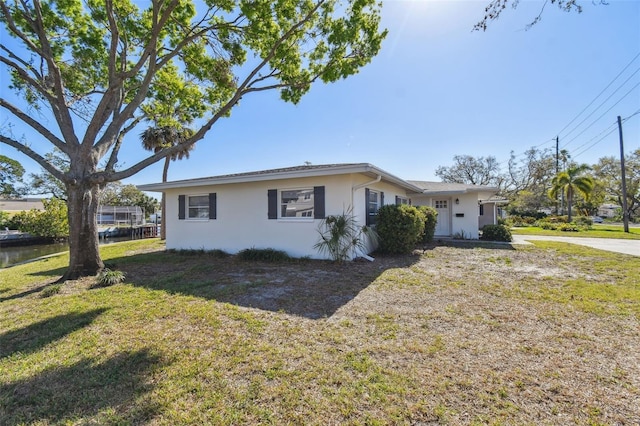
[412,192,482,239]
[163,173,409,259]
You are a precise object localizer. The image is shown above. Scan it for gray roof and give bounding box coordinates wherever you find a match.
[408,180,499,196]
[139,163,425,193]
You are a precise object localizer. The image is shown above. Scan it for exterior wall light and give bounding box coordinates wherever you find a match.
[455,198,459,205]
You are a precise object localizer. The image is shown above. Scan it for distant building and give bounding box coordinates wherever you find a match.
[597,203,619,218]
[97,205,144,226]
[0,198,45,212]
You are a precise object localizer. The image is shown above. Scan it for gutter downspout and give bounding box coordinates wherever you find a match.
[351,174,382,262]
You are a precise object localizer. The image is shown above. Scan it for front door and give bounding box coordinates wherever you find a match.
[434,199,450,236]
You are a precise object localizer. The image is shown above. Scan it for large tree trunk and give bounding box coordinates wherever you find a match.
[62,182,104,281]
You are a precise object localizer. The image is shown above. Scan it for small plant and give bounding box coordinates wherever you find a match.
[237,247,291,262]
[314,208,377,262]
[40,284,62,298]
[480,224,512,242]
[95,268,126,287]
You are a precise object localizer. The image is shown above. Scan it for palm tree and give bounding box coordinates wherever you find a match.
[141,126,195,240]
[549,164,594,222]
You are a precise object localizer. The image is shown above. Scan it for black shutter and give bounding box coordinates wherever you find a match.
[178,195,185,220]
[395,195,400,206]
[209,193,217,220]
[380,191,384,206]
[313,186,325,219]
[268,189,277,219]
[365,188,370,226]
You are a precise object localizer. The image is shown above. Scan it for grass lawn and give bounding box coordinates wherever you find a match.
[1,238,639,425]
[511,224,640,240]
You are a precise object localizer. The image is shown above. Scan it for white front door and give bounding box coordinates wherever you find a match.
[434,199,450,236]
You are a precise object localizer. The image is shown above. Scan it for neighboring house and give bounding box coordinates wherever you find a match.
[138,163,499,259]
[0,198,45,212]
[597,203,619,218]
[97,205,145,226]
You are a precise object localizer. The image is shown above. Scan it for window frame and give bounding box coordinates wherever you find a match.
[186,194,210,220]
[279,187,315,220]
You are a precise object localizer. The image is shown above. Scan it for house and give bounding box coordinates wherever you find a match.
[138,163,499,259]
[96,205,145,226]
[0,198,45,212]
[407,182,503,238]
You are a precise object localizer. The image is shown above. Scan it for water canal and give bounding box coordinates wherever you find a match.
[1,237,132,268]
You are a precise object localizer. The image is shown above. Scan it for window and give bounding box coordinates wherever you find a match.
[280,188,314,218]
[268,187,325,220]
[366,188,383,226]
[188,195,209,219]
[435,200,448,209]
[395,196,409,205]
[178,193,216,220]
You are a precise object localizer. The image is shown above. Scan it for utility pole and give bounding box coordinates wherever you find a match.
[556,136,560,216]
[617,116,629,233]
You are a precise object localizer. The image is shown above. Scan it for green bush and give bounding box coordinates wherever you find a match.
[416,206,438,244]
[480,224,512,242]
[12,198,68,238]
[237,247,291,262]
[375,204,425,254]
[574,216,593,227]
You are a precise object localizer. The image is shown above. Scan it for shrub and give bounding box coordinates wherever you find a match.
[574,216,593,227]
[375,204,425,254]
[95,268,126,287]
[480,224,512,242]
[12,198,68,238]
[416,206,438,243]
[237,248,291,262]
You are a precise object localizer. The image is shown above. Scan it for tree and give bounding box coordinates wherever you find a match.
[0,154,24,197]
[0,0,386,279]
[435,155,503,187]
[503,147,555,212]
[593,149,640,221]
[141,126,194,239]
[549,164,594,222]
[474,0,606,31]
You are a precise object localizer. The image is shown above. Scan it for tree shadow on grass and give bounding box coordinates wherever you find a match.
[0,309,108,359]
[0,349,162,424]
[107,251,423,319]
[0,282,55,303]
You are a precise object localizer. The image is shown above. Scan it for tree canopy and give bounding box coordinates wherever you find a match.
[0,154,24,197]
[435,155,503,187]
[0,0,387,279]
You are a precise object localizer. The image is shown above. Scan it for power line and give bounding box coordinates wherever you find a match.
[572,124,618,159]
[560,79,640,149]
[560,66,640,147]
[556,51,640,138]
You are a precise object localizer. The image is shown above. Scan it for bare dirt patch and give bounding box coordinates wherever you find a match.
[111,242,640,424]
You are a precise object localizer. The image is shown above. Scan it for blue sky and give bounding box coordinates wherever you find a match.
[1,0,639,189]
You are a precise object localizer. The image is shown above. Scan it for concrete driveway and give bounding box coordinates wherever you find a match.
[512,235,640,257]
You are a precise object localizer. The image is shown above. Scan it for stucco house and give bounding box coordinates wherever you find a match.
[138,163,499,259]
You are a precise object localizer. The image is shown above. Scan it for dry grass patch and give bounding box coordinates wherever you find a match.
[1,239,639,424]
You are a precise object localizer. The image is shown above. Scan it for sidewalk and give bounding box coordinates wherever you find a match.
[511,234,640,257]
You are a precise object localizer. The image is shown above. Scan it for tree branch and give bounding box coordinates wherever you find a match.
[0,134,66,182]
[0,98,67,151]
